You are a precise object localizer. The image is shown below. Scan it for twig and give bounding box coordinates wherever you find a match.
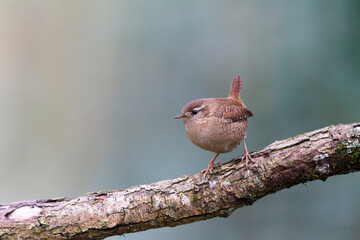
[1,122,359,239]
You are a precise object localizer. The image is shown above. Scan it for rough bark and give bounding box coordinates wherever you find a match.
[1,122,359,239]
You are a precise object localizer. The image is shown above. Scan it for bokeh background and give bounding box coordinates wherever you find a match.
[1,1,360,239]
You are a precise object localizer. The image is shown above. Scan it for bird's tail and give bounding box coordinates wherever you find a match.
[228,75,243,100]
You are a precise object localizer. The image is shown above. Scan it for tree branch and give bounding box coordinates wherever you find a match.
[1,123,360,239]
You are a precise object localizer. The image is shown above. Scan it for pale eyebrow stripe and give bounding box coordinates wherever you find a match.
[193,105,205,111]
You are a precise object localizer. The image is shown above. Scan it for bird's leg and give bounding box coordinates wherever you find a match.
[241,139,253,169]
[202,153,220,177]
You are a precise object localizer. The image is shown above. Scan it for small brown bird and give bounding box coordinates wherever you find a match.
[174,75,253,176]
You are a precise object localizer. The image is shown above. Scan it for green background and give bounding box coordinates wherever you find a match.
[0,1,359,239]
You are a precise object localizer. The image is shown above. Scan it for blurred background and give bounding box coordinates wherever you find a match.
[1,1,359,239]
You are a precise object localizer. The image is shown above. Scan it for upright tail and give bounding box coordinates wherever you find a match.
[228,75,243,100]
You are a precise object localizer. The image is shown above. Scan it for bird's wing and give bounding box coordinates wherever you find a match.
[222,105,253,122]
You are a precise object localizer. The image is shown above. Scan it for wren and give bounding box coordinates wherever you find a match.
[174,75,253,176]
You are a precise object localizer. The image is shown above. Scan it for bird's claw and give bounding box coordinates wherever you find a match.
[240,152,260,175]
[202,161,221,177]
[241,152,253,170]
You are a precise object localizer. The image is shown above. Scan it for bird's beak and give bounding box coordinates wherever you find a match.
[174,113,185,119]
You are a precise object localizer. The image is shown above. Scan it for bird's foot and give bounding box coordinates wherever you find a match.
[240,140,258,172]
[202,161,221,177]
[241,152,259,172]
[213,161,221,167]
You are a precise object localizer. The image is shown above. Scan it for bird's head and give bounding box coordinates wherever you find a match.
[174,99,210,125]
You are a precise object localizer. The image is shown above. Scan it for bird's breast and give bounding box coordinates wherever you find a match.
[184,117,248,153]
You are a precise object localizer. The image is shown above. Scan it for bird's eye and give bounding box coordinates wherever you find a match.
[191,110,198,115]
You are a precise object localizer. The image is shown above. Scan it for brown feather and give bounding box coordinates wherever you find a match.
[228,75,243,100]
[222,104,253,122]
